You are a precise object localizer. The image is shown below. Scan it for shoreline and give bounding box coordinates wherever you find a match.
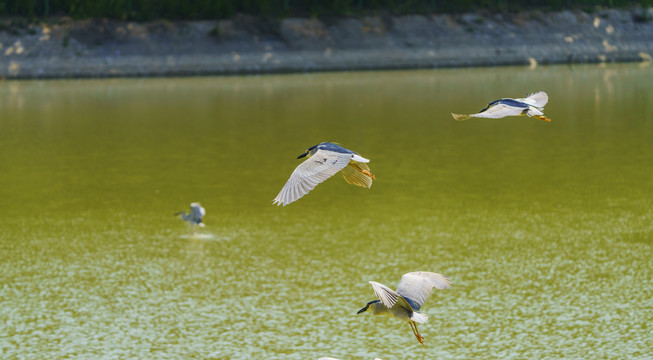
[1,7,652,79]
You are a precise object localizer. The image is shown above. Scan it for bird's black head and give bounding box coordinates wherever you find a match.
[297,144,319,159]
[357,300,379,314]
[479,99,501,113]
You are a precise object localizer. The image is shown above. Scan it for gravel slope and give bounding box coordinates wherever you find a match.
[1,8,652,79]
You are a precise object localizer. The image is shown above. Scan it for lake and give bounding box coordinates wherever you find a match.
[1,63,651,359]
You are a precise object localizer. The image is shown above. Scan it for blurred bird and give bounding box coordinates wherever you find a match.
[319,358,384,360]
[452,91,551,122]
[273,142,375,206]
[318,358,384,360]
[175,202,206,231]
[357,271,451,346]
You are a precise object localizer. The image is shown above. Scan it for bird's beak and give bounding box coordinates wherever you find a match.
[357,305,368,314]
[297,151,308,159]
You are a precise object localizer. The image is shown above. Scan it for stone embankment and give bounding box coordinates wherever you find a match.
[1,8,652,79]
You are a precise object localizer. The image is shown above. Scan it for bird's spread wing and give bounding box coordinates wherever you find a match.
[369,281,401,309]
[395,272,451,310]
[341,161,373,188]
[370,281,420,316]
[517,91,548,108]
[273,149,353,206]
[470,102,528,119]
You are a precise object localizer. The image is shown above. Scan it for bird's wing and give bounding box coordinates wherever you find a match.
[341,161,373,188]
[470,102,528,119]
[370,281,420,315]
[517,91,548,108]
[189,204,205,220]
[369,281,401,309]
[191,204,206,217]
[395,272,451,309]
[273,149,353,206]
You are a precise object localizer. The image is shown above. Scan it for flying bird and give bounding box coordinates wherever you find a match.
[452,91,551,122]
[357,271,451,346]
[273,142,375,206]
[175,202,206,230]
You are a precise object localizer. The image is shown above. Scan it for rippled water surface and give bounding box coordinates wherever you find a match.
[1,64,651,359]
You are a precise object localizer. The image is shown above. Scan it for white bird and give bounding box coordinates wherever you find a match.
[273,142,375,206]
[452,91,551,122]
[175,202,206,231]
[357,272,451,346]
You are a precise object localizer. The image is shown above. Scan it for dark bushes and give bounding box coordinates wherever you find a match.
[0,0,650,20]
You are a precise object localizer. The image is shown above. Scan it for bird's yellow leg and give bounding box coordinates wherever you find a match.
[534,115,551,122]
[451,113,471,121]
[361,170,376,179]
[348,163,376,179]
[409,321,425,346]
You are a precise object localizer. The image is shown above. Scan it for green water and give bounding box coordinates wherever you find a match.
[1,64,651,359]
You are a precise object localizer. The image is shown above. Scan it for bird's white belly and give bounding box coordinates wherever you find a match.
[388,305,413,322]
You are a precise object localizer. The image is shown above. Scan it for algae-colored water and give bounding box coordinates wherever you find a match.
[1,64,651,359]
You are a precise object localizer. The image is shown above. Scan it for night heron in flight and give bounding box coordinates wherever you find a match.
[357,271,451,346]
[175,202,205,230]
[452,91,551,122]
[273,142,375,206]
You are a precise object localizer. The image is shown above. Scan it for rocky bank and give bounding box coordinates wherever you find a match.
[1,7,652,79]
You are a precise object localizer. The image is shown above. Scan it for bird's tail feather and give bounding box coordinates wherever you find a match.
[351,154,370,163]
[411,311,428,324]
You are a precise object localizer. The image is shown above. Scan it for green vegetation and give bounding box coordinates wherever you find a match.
[208,24,220,38]
[0,0,650,20]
